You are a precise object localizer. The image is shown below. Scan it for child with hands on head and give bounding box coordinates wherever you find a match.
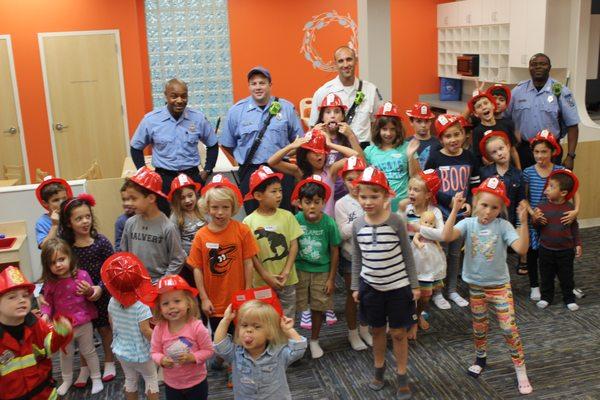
[214,300,306,400]
[442,178,532,395]
[34,176,72,249]
[38,238,104,395]
[102,252,159,400]
[150,274,214,399]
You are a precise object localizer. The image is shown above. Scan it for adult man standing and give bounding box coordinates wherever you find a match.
[220,66,303,214]
[130,78,218,215]
[309,46,382,148]
[505,53,580,169]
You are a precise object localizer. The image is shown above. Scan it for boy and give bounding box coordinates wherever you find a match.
[425,114,480,309]
[0,266,73,399]
[114,181,135,251]
[405,102,439,169]
[120,167,186,282]
[469,90,521,169]
[34,176,72,248]
[350,167,419,398]
[242,166,303,319]
[293,176,341,359]
[533,169,582,311]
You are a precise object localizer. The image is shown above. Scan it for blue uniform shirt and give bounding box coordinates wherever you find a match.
[130,106,217,170]
[505,78,579,141]
[220,96,303,164]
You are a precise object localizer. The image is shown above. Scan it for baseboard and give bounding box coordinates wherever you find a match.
[579,218,600,229]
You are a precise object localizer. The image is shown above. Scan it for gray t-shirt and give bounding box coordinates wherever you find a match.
[120,213,186,282]
[170,214,205,255]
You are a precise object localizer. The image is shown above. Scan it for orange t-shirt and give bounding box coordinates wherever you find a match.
[187,220,258,316]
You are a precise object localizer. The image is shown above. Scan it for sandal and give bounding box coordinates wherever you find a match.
[516,261,528,276]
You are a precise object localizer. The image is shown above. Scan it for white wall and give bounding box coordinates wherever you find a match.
[587,14,600,79]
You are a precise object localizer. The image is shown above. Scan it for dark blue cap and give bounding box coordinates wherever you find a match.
[247,66,271,82]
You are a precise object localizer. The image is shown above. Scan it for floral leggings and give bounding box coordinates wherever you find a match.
[469,283,525,367]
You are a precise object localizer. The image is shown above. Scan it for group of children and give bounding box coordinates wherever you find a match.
[0,86,583,399]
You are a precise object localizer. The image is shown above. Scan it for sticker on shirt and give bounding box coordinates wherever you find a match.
[471,234,498,262]
[206,242,219,249]
[547,95,554,103]
[254,227,289,262]
[209,244,236,275]
[479,229,491,236]
[392,153,404,158]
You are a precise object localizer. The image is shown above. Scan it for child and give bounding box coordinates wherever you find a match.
[39,238,104,395]
[523,130,580,301]
[59,193,116,384]
[214,301,306,400]
[405,102,439,169]
[120,167,187,282]
[151,274,214,399]
[334,156,373,350]
[268,128,358,217]
[292,176,341,358]
[102,252,159,400]
[0,266,73,400]
[350,167,419,397]
[425,114,480,308]
[533,169,582,310]
[364,101,420,212]
[242,166,303,319]
[115,181,135,251]
[468,90,521,169]
[479,130,527,275]
[441,178,533,395]
[34,175,72,248]
[486,83,511,119]
[168,173,205,255]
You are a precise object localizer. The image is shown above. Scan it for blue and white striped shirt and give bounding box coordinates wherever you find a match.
[108,298,153,363]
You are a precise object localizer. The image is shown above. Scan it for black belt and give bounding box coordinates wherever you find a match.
[155,167,198,176]
[10,374,54,400]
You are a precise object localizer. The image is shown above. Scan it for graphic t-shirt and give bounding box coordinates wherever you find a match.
[243,209,303,287]
[187,220,258,316]
[364,141,410,210]
[411,136,440,170]
[295,212,341,273]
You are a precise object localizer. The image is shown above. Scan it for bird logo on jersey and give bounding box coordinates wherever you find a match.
[208,245,237,276]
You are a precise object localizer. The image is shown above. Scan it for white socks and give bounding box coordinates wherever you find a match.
[567,303,580,311]
[530,287,541,301]
[449,292,469,307]
[309,339,324,359]
[515,364,533,394]
[348,329,367,351]
[91,378,104,394]
[57,376,73,396]
[102,361,116,382]
[433,293,451,309]
[536,300,549,309]
[359,325,373,346]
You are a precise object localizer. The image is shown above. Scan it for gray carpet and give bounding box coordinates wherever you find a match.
[55,227,600,399]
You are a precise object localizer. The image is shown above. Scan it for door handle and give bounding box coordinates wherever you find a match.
[55,123,69,131]
[2,127,17,134]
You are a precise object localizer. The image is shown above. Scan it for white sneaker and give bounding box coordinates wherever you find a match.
[573,288,585,299]
[567,303,580,311]
[309,339,324,359]
[530,287,541,301]
[449,292,469,307]
[536,300,549,309]
[433,293,451,310]
[348,330,367,351]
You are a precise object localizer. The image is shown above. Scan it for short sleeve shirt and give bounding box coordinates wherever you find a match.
[294,213,341,273]
[364,142,410,203]
[35,214,52,245]
[108,299,153,363]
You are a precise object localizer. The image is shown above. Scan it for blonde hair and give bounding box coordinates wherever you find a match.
[408,176,433,205]
[235,300,287,348]
[472,192,508,219]
[420,210,436,226]
[170,187,205,231]
[199,187,240,216]
[153,290,200,322]
[484,135,511,160]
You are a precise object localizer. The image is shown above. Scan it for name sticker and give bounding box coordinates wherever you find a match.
[206,242,219,249]
[479,229,491,236]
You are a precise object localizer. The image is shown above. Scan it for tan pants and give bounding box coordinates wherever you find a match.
[60,322,101,381]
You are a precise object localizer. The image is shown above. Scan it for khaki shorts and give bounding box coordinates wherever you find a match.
[276,284,297,319]
[296,270,332,312]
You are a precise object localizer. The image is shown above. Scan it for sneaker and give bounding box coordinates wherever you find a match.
[325,310,338,326]
[530,287,541,301]
[432,293,451,310]
[449,292,469,307]
[567,303,579,311]
[300,310,312,330]
[573,288,585,299]
[536,300,549,309]
[310,339,324,359]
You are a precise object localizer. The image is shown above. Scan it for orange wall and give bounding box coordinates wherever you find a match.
[228,0,358,111]
[0,0,152,180]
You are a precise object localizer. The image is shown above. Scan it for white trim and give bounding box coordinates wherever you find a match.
[37,29,130,176]
[0,35,31,184]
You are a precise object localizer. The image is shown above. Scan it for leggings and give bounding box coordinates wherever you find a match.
[60,322,101,381]
[468,283,525,367]
[442,236,463,293]
[117,357,159,394]
[527,248,539,288]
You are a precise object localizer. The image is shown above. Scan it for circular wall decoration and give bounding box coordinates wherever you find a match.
[300,11,358,72]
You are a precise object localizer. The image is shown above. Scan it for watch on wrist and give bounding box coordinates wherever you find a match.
[567,152,576,159]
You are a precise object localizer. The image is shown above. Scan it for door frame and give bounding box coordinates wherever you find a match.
[0,34,31,184]
[38,29,130,177]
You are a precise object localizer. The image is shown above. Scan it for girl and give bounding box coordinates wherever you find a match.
[151,274,214,400]
[102,252,159,400]
[399,170,445,332]
[523,130,579,301]
[59,194,116,384]
[364,101,420,212]
[442,178,532,395]
[214,301,306,400]
[39,238,104,395]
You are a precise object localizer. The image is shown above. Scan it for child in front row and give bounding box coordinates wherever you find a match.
[215,301,306,400]
[533,169,582,310]
[243,166,303,319]
[35,176,72,248]
[102,252,159,400]
[442,178,532,395]
[293,176,341,358]
[351,167,419,398]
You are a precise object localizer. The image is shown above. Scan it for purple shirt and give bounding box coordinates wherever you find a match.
[41,269,98,327]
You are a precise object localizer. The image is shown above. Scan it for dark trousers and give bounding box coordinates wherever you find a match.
[238,164,294,214]
[165,379,208,400]
[155,167,202,216]
[539,247,575,304]
[527,248,539,288]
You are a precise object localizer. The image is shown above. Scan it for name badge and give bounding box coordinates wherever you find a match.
[547,95,554,103]
[188,123,196,132]
[479,229,491,236]
[265,226,276,232]
[392,153,403,158]
[206,242,219,249]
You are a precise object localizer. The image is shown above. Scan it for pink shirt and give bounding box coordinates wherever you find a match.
[151,319,214,389]
[41,269,98,327]
[320,170,335,217]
